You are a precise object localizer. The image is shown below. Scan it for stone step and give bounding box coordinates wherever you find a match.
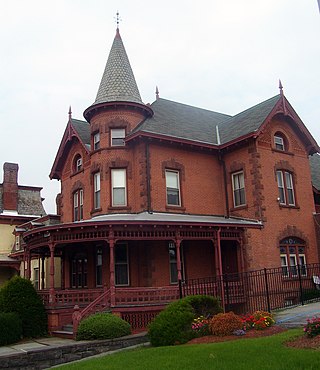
[51,330,74,339]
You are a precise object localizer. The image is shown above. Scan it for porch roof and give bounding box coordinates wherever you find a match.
[86,211,262,228]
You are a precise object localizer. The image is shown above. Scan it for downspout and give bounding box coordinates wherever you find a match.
[216,125,229,218]
[145,141,152,213]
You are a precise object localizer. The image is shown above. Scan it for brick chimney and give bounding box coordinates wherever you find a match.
[3,162,19,211]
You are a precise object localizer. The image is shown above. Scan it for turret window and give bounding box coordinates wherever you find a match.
[93,172,101,209]
[111,169,127,206]
[111,128,125,146]
[93,132,100,150]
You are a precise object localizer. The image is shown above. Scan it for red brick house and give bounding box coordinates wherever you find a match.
[18,27,320,333]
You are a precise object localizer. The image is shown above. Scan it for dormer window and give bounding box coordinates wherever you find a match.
[93,132,100,150]
[111,128,125,146]
[274,133,286,151]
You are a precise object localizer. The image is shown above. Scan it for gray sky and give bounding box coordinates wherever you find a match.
[0,0,319,214]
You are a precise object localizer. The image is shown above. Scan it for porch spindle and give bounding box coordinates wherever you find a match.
[109,239,116,307]
[49,243,56,304]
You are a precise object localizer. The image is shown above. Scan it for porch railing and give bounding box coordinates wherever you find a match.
[38,288,104,307]
[182,263,320,314]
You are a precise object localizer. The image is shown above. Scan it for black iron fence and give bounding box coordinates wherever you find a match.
[181,263,320,314]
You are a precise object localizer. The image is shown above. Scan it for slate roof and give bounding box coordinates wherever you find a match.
[71,119,90,149]
[92,29,143,106]
[309,154,320,191]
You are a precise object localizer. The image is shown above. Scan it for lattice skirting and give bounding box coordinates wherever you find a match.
[121,310,161,330]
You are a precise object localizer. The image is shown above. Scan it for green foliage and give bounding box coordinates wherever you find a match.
[209,311,243,336]
[0,312,22,345]
[148,295,222,346]
[76,313,131,340]
[0,276,47,338]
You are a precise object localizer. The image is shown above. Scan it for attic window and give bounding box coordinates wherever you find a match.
[74,155,83,172]
[274,133,287,151]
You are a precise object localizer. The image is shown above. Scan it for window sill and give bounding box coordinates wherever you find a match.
[165,205,186,212]
[230,204,248,212]
[272,148,294,156]
[279,204,300,210]
[108,206,132,212]
[90,207,102,215]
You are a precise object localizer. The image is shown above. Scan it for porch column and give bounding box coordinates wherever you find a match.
[109,237,116,307]
[41,255,45,290]
[25,249,31,280]
[175,237,183,298]
[216,228,226,312]
[49,242,56,304]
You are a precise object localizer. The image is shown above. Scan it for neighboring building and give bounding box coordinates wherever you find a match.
[0,162,46,286]
[21,27,320,333]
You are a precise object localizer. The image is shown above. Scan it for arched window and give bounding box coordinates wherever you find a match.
[73,154,82,173]
[279,237,306,277]
[274,132,288,151]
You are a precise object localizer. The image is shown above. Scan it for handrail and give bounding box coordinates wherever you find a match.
[72,288,111,337]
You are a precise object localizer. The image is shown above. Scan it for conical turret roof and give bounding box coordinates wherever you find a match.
[94,28,143,105]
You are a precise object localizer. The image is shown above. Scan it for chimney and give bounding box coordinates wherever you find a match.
[3,162,19,211]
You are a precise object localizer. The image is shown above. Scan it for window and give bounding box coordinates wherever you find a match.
[73,189,83,221]
[96,248,103,287]
[276,170,295,206]
[166,170,180,206]
[71,255,88,288]
[111,128,125,146]
[94,172,101,209]
[274,135,285,151]
[115,243,129,286]
[232,171,246,207]
[169,242,184,284]
[33,268,39,289]
[280,237,307,278]
[93,132,100,150]
[111,169,126,206]
[73,155,82,172]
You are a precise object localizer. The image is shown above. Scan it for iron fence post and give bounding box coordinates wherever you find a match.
[263,268,271,313]
[297,264,304,306]
[225,274,230,312]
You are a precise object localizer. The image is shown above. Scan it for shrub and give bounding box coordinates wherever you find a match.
[0,312,22,345]
[148,295,222,346]
[304,316,320,338]
[209,312,243,336]
[0,276,47,338]
[76,313,131,340]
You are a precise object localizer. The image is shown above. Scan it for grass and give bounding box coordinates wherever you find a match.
[55,329,320,370]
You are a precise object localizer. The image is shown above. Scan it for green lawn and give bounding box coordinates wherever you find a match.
[56,329,320,370]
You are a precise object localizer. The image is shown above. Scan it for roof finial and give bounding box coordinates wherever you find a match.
[68,106,72,121]
[155,86,159,100]
[279,79,283,95]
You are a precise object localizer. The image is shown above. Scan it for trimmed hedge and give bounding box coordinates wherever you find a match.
[76,313,131,340]
[148,295,222,346]
[0,312,22,345]
[0,276,47,338]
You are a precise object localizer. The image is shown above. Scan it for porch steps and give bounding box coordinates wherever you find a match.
[52,324,74,339]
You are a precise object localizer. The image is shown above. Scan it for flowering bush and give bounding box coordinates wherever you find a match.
[304,317,320,338]
[209,312,243,336]
[191,315,210,337]
[242,311,275,331]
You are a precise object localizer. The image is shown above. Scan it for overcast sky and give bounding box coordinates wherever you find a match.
[0,0,319,214]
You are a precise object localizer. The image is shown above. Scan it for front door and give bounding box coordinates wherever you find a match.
[71,253,88,288]
[221,241,239,275]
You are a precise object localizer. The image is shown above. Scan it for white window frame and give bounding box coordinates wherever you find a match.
[111,169,127,207]
[232,171,246,207]
[115,243,129,286]
[76,157,82,172]
[277,170,295,206]
[111,128,125,146]
[94,172,101,209]
[280,254,289,277]
[274,135,285,151]
[289,254,298,277]
[166,170,181,206]
[93,132,100,150]
[298,254,307,276]
[33,267,39,289]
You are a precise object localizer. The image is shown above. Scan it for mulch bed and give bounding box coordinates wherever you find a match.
[187,326,320,350]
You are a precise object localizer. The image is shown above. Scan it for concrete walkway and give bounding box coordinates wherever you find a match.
[273,301,320,328]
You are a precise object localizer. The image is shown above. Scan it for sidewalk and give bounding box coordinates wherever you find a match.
[273,301,320,328]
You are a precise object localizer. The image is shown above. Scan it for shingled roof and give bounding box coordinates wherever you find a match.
[309,154,320,191]
[92,28,143,106]
[71,119,90,150]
